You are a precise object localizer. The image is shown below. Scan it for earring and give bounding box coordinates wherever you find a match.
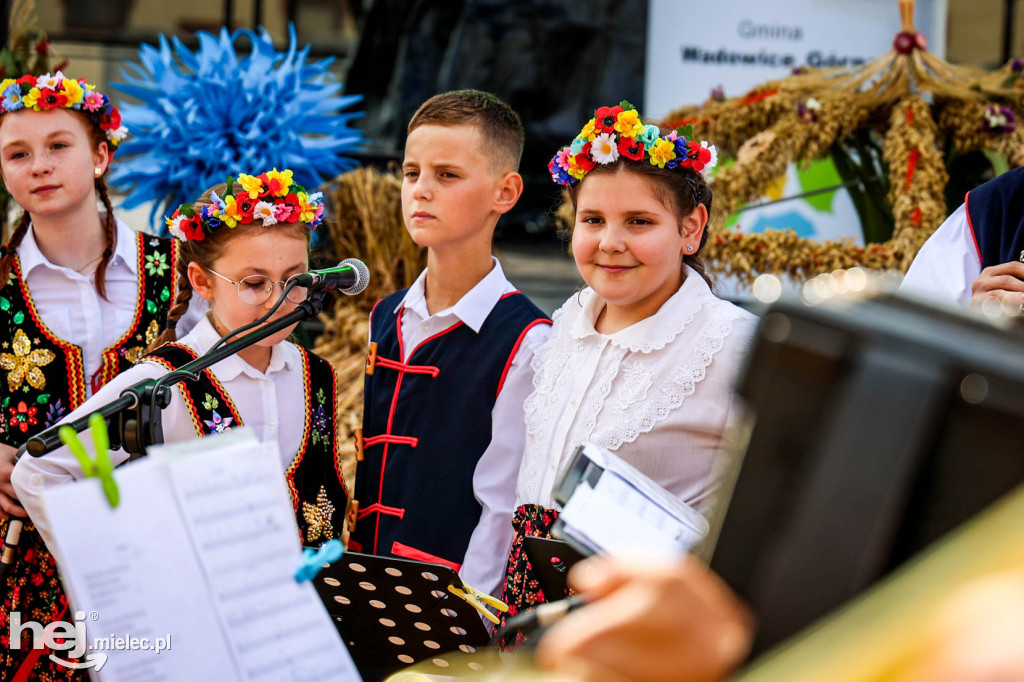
[94,167,103,176]
[685,243,694,252]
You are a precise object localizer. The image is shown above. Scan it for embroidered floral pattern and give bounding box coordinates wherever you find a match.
[145,250,169,276]
[202,410,234,433]
[45,398,66,426]
[0,328,56,392]
[302,486,335,542]
[311,405,328,445]
[8,400,38,433]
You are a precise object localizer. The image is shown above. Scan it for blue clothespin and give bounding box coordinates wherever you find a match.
[58,413,119,508]
[295,539,344,582]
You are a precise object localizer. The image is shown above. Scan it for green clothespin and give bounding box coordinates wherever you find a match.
[58,413,120,508]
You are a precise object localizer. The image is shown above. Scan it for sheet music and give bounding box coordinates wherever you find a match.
[42,428,359,681]
[43,458,241,682]
[164,435,358,681]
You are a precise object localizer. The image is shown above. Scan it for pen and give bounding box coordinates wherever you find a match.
[493,595,586,642]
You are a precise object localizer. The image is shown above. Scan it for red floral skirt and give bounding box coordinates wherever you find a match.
[497,504,564,649]
[0,519,86,682]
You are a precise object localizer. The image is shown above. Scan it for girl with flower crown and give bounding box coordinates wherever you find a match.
[12,169,349,574]
[499,103,757,643]
[0,72,202,680]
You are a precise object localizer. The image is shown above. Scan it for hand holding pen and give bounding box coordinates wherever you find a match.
[532,554,755,682]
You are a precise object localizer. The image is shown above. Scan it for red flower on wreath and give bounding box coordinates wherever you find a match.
[618,138,645,161]
[281,193,302,223]
[100,107,121,131]
[180,215,205,241]
[575,142,597,172]
[595,105,624,133]
[37,88,67,109]
[234,193,257,221]
[9,401,39,433]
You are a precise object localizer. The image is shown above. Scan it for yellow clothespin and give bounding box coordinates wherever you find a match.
[448,580,509,625]
[58,413,119,508]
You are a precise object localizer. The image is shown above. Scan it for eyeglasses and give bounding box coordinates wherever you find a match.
[207,268,308,306]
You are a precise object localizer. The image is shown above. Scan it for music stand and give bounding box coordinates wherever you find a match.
[314,551,495,680]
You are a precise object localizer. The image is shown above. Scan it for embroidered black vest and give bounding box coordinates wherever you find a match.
[352,290,550,571]
[145,342,349,546]
[965,166,1024,268]
[0,233,178,448]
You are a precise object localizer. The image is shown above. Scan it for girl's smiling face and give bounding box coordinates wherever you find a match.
[571,167,707,331]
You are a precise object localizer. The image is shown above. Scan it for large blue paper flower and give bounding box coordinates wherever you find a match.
[110,25,363,231]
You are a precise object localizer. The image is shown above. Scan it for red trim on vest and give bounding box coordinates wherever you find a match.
[358,502,405,520]
[496,317,552,397]
[364,434,419,448]
[370,304,465,554]
[283,347,315,512]
[391,541,462,572]
[374,356,440,377]
[964,191,983,266]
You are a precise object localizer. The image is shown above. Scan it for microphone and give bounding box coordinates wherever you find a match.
[294,258,370,296]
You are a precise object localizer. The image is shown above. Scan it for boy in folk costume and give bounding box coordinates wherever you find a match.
[352,91,551,599]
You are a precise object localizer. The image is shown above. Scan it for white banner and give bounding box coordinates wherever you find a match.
[645,0,948,119]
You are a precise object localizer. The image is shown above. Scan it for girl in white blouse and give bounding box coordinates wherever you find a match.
[13,170,350,554]
[499,105,757,639]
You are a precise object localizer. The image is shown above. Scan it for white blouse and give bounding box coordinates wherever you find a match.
[515,266,758,514]
[899,203,979,308]
[13,314,308,549]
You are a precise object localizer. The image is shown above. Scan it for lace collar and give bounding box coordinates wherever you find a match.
[568,265,713,353]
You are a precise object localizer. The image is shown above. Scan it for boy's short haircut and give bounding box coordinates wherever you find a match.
[407,90,525,173]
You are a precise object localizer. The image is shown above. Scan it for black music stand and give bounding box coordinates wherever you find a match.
[314,551,495,681]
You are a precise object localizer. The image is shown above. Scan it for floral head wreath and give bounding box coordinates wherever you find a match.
[165,168,324,242]
[548,101,717,186]
[0,71,128,151]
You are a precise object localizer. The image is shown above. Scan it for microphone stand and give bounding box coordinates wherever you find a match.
[1,290,330,598]
[25,289,329,459]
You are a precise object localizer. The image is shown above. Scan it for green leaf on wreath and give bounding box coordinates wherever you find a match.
[36,394,50,404]
[0,297,9,311]
[12,311,23,324]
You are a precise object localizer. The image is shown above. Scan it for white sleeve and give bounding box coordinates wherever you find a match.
[458,322,552,601]
[11,361,167,548]
[899,204,981,308]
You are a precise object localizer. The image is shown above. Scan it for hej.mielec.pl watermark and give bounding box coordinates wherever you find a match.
[9,609,171,671]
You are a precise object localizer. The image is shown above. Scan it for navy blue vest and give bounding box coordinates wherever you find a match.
[965,166,1024,268]
[352,289,550,570]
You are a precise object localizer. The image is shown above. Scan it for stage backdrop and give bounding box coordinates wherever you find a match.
[645,0,948,262]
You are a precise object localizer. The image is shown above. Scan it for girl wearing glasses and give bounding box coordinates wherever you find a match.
[13,169,350,556]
